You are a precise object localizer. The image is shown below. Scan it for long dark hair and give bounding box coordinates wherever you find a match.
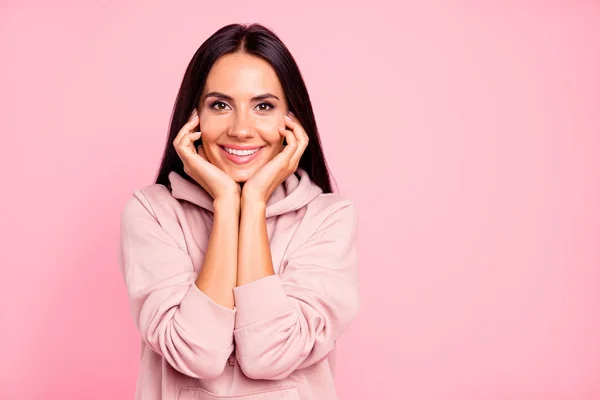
[155,23,335,194]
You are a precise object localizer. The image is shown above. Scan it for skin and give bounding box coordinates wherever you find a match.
[172,52,309,309]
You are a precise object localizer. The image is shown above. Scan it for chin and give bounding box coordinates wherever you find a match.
[228,167,258,183]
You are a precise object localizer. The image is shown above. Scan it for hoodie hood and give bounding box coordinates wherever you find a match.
[168,168,323,218]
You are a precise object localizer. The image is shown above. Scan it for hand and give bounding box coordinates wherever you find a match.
[241,112,309,205]
[173,109,241,203]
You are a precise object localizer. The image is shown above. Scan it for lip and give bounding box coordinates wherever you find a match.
[219,145,264,165]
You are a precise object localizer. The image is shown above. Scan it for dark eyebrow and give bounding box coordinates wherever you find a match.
[204,91,280,102]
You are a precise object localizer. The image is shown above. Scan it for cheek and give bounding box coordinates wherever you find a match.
[197,117,222,142]
[257,117,285,144]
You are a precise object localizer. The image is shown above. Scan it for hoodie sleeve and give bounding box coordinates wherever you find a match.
[118,191,236,380]
[232,201,360,380]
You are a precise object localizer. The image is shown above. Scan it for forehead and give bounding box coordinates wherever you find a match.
[203,52,284,98]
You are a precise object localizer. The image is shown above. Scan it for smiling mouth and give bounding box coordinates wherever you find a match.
[219,145,264,165]
[221,146,262,156]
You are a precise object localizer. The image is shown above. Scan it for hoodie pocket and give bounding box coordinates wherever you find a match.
[177,386,300,400]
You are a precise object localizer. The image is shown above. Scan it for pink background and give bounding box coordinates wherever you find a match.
[1,1,599,399]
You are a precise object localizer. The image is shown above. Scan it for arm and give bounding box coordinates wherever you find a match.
[233,199,360,380]
[196,196,240,309]
[236,199,274,286]
[118,191,239,380]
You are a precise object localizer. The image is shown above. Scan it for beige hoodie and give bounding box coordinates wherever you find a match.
[118,168,360,400]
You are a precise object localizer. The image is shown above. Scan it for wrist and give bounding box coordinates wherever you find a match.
[213,196,241,213]
[240,195,267,214]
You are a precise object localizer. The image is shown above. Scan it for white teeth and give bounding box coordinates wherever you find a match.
[225,147,259,156]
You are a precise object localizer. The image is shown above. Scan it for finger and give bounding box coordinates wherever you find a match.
[284,114,298,131]
[187,108,199,124]
[282,120,306,167]
[279,127,298,162]
[173,112,199,148]
[174,122,198,149]
[290,133,305,169]
[284,113,308,149]
[284,112,306,135]
[180,131,202,155]
[177,131,202,162]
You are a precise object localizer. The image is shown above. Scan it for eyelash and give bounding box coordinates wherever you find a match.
[209,101,275,112]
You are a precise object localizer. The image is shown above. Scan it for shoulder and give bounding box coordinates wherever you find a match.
[285,193,359,258]
[119,183,196,252]
[302,192,359,234]
[120,183,181,224]
[307,192,356,217]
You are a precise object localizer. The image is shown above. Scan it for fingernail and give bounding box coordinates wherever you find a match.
[284,115,292,121]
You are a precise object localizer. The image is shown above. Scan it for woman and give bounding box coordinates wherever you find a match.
[119,23,360,400]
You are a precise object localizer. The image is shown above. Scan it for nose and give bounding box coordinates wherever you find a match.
[228,111,254,139]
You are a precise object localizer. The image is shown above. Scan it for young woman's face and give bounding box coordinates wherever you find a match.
[197,52,288,183]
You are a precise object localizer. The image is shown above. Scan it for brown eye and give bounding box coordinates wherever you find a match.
[256,102,274,112]
[210,101,230,110]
